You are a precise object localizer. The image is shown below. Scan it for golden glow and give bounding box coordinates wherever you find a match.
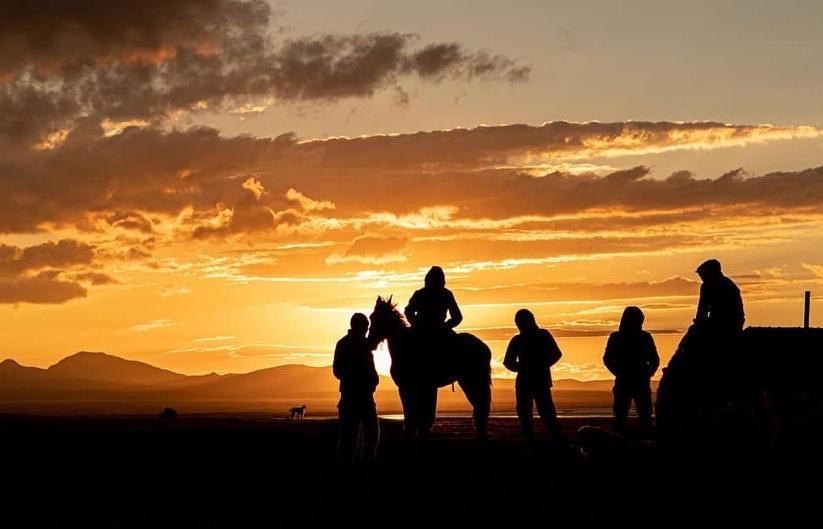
[373,341,392,376]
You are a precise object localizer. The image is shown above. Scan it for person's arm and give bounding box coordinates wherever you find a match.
[646,332,660,378]
[603,333,619,376]
[545,331,562,367]
[503,337,519,372]
[445,290,463,329]
[404,291,420,326]
[332,339,345,381]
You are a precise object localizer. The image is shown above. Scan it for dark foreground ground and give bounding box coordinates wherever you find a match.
[0,414,819,527]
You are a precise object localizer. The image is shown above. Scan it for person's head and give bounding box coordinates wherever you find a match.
[619,306,645,333]
[514,309,539,333]
[349,312,369,338]
[424,266,446,289]
[696,259,723,282]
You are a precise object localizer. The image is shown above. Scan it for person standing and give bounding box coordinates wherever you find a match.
[603,306,660,434]
[504,309,564,447]
[333,313,380,464]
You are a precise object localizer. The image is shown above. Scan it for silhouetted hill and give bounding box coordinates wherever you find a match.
[47,351,186,386]
[0,352,616,413]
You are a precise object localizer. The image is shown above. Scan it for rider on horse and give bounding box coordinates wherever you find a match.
[404,266,464,378]
[404,266,463,334]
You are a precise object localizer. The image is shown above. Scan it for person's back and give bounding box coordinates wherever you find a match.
[333,329,378,395]
[603,330,659,382]
[506,328,561,387]
[404,266,463,332]
[504,309,563,446]
[695,259,745,334]
[603,306,659,434]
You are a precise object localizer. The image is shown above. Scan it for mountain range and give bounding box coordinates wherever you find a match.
[0,351,617,414]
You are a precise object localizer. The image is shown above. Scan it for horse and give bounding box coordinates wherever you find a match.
[368,296,492,445]
[289,404,307,420]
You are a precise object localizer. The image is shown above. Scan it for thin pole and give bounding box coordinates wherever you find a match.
[804,291,811,329]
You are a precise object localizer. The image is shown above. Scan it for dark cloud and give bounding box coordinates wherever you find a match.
[105,210,154,233]
[471,325,683,341]
[0,239,94,277]
[0,239,96,304]
[71,272,117,286]
[0,0,529,142]
[0,271,87,304]
[453,277,700,305]
[2,122,823,235]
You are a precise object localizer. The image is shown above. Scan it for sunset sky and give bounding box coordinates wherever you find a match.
[2,0,822,380]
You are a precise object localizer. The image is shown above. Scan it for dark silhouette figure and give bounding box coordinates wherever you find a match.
[404,266,464,373]
[368,296,491,447]
[695,259,745,335]
[657,259,756,448]
[603,306,659,434]
[404,266,463,332]
[289,404,307,420]
[159,407,178,419]
[333,313,380,463]
[503,309,563,446]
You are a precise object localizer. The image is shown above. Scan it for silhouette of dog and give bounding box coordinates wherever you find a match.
[289,405,307,420]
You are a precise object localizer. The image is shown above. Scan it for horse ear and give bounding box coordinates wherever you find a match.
[376,296,382,304]
[388,295,393,304]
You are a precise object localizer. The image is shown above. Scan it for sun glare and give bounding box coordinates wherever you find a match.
[373,340,392,376]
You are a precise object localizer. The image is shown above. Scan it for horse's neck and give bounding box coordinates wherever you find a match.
[386,325,407,357]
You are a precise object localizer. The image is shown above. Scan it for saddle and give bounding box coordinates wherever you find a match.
[407,326,460,387]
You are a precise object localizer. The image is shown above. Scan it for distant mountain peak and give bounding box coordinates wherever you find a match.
[47,351,185,385]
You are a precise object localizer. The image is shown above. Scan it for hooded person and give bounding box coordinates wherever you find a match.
[694,259,745,335]
[503,309,564,446]
[404,266,463,333]
[603,306,660,434]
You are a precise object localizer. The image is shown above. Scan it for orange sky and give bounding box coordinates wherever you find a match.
[1,1,822,380]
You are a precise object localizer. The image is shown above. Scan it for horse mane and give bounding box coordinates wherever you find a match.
[376,296,409,328]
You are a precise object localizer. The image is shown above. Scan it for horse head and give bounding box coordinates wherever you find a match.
[368,295,407,349]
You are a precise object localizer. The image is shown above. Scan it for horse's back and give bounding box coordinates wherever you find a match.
[456,332,492,362]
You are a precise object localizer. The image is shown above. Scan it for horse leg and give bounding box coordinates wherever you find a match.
[418,384,438,448]
[398,386,418,445]
[459,374,491,444]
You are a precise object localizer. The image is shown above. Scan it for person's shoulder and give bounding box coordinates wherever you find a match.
[641,330,655,340]
[724,275,741,291]
[336,334,351,348]
[537,328,556,341]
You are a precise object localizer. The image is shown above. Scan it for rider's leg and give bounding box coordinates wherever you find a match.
[398,386,417,443]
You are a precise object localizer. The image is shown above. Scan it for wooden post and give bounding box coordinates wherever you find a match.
[804,291,811,329]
